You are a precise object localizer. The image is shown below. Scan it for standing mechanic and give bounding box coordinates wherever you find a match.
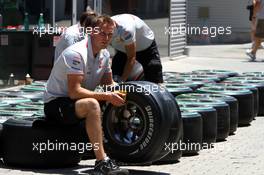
[110,14,163,83]
[44,15,129,175]
[54,10,97,64]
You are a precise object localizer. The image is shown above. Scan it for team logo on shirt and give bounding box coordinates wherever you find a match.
[70,57,81,70]
[124,31,132,41]
[72,59,81,66]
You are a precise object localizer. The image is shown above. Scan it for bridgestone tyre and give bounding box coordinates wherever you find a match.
[177,99,230,141]
[103,81,182,163]
[164,80,202,91]
[197,87,255,125]
[181,112,203,156]
[153,130,183,164]
[165,85,193,97]
[179,104,217,144]
[1,118,87,168]
[178,93,238,134]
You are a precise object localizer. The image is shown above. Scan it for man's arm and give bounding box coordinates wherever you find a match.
[121,42,136,81]
[67,74,125,106]
[68,74,110,100]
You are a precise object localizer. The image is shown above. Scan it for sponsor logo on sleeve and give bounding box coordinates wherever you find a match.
[124,31,132,41]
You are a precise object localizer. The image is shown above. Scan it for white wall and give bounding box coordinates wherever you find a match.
[187,0,251,43]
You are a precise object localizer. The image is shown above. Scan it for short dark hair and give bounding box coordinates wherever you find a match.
[79,10,98,28]
[95,15,115,27]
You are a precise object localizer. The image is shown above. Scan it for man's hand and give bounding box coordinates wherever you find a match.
[107,92,126,106]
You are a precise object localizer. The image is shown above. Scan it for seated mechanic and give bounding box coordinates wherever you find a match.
[43,15,129,175]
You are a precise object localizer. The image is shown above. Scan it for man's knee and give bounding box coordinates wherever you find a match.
[75,98,100,117]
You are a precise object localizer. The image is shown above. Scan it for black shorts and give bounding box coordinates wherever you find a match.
[44,97,81,125]
[112,40,163,83]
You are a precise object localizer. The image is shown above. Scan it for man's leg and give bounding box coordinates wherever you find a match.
[136,40,163,83]
[75,98,129,174]
[111,51,127,77]
[252,37,262,54]
[75,98,106,161]
[251,18,256,49]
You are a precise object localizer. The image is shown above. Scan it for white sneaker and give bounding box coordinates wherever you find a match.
[246,49,256,61]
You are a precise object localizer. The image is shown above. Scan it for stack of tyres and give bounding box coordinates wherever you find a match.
[0,96,31,105]
[181,93,239,134]
[176,97,230,141]
[206,83,259,118]
[164,84,193,97]
[191,70,229,81]
[164,79,203,91]
[163,72,181,81]
[191,69,239,78]
[224,76,264,116]
[179,104,217,145]
[242,71,264,77]
[1,118,87,168]
[179,74,221,83]
[1,91,43,103]
[197,86,254,125]
[21,85,45,92]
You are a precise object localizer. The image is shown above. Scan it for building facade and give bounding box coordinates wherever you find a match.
[186,0,251,44]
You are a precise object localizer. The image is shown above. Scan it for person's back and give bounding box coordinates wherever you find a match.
[53,11,97,64]
[111,14,154,52]
[110,14,163,83]
[54,24,82,64]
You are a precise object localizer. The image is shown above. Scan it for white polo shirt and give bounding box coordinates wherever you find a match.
[44,36,112,103]
[110,14,154,52]
[54,23,85,64]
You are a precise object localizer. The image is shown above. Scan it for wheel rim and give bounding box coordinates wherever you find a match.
[105,101,147,146]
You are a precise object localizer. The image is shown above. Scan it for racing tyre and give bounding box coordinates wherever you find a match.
[181,111,203,156]
[103,81,182,163]
[1,118,87,168]
[179,104,217,144]
[197,86,255,125]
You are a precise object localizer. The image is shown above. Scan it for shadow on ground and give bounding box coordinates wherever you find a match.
[0,160,170,175]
